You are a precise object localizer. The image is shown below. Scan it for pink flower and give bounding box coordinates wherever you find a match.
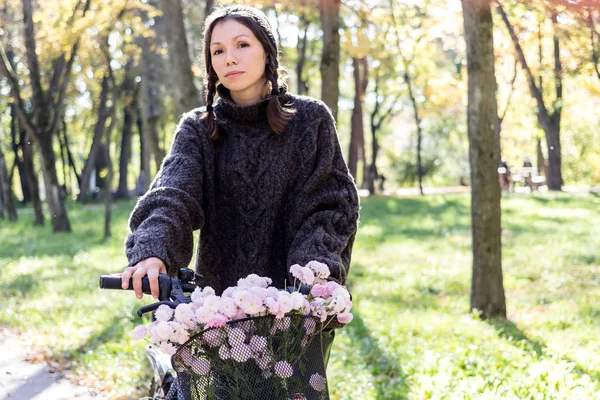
[222,287,236,297]
[324,281,342,292]
[218,345,230,360]
[274,361,293,378]
[298,267,315,285]
[131,325,148,340]
[191,359,211,376]
[230,344,252,362]
[227,327,246,346]
[159,342,177,356]
[310,284,331,299]
[249,335,268,352]
[203,329,226,347]
[306,261,330,279]
[337,312,353,324]
[309,373,327,391]
[289,264,303,281]
[207,313,229,328]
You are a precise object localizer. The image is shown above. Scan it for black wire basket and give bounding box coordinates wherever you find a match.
[172,314,330,400]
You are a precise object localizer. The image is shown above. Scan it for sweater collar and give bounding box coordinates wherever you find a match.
[214,83,292,124]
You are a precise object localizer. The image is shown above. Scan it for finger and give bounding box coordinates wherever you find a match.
[121,266,136,289]
[147,267,160,299]
[132,267,146,299]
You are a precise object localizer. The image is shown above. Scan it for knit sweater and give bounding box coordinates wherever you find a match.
[125,85,360,294]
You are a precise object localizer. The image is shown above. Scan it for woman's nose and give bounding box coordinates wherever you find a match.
[225,51,237,66]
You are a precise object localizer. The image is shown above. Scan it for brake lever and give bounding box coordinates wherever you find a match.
[137,301,181,318]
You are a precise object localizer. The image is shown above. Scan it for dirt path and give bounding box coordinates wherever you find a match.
[0,329,106,400]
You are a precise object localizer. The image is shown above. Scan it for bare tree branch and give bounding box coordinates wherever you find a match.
[21,0,44,112]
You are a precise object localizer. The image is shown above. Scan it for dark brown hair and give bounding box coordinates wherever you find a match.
[200,6,295,141]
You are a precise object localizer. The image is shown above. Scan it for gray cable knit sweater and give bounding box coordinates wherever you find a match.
[125,85,360,294]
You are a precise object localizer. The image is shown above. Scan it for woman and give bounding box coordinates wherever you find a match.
[121,5,359,367]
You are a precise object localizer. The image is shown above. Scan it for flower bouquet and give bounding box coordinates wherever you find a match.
[131,261,353,400]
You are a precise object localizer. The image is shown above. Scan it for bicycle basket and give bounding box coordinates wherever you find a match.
[172,314,329,400]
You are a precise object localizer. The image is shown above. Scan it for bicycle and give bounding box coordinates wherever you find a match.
[99,268,330,400]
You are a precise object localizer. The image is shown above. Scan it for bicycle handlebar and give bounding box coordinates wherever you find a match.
[99,274,173,299]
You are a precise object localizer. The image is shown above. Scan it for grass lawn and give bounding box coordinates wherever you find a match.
[1,192,599,399]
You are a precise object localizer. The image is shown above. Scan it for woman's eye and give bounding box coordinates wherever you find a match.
[213,49,222,56]
[239,43,249,48]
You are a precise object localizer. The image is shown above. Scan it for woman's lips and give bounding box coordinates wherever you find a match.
[225,72,244,78]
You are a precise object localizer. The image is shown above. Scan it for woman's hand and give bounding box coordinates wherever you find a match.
[121,257,167,299]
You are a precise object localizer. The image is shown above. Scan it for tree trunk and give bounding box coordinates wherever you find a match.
[10,100,30,204]
[462,0,506,319]
[19,125,44,225]
[38,134,71,232]
[404,71,424,195]
[116,82,138,199]
[79,75,111,201]
[137,106,151,195]
[536,138,548,177]
[140,23,166,171]
[205,0,215,20]
[0,144,18,221]
[319,0,341,121]
[296,12,309,95]
[159,0,200,117]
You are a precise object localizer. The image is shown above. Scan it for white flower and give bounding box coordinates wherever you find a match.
[203,295,220,313]
[218,297,238,318]
[159,342,177,356]
[237,277,251,288]
[155,321,174,340]
[194,306,214,324]
[222,287,236,298]
[309,373,327,391]
[249,335,268,352]
[232,290,250,307]
[230,344,252,362]
[131,325,148,340]
[264,297,279,314]
[218,345,231,360]
[276,292,293,313]
[245,274,269,288]
[155,305,174,322]
[191,287,204,303]
[227,327,246,346]
[202,286,216,297]
[240,293,265,315]
[290,292,305,310]
[274,361,293,378]
[174,303,194,324]
[191,359,211,376]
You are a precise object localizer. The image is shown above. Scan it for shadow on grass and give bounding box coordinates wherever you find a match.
[344,311,410,400]
[490,319,600,383]
[0,199,135,261]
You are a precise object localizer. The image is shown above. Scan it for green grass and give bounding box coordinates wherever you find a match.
[1,192,600,399]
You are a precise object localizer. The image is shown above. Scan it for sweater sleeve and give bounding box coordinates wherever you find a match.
[287,104,360,285]
[125,113,206,275]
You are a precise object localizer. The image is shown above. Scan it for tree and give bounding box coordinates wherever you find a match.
[159,0,201,117]
[497,1,564,190]
[461,0,506,318]
[0,141,17,221]
[0,0,93,231]
[319,0,341,121]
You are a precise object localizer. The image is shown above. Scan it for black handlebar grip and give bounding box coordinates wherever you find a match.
[99,275,152,295]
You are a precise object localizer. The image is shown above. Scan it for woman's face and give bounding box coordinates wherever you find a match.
[210,19,268,106]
